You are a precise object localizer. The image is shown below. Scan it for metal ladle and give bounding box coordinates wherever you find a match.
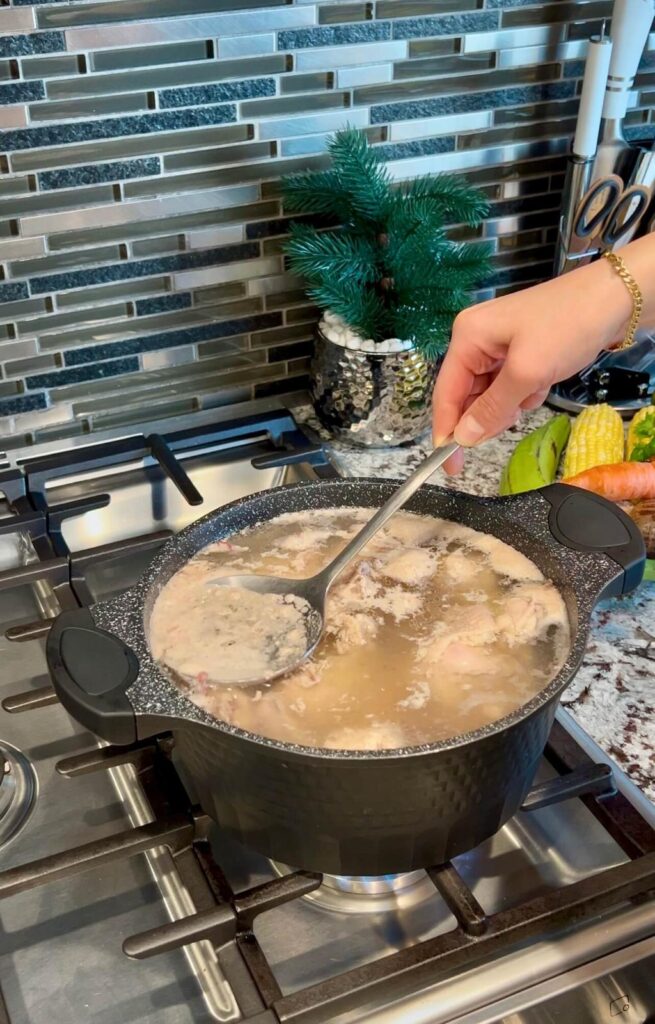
[209,440,460,687]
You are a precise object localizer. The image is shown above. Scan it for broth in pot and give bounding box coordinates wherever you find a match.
[149,509,570,750]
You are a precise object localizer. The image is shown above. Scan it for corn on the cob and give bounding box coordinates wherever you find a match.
[562,403,624,478]
[627,406,655,462]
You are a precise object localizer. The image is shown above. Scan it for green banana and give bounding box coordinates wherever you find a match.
[499,414,570,495]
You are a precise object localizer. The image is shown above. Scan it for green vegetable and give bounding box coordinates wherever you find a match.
[628,409,655,462]
[643,559,655,583]
[500,415,570,495]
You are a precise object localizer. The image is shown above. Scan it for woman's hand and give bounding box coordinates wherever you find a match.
[432,244,642,473]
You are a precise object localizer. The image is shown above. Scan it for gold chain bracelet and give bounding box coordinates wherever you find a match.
[602,250,643,351]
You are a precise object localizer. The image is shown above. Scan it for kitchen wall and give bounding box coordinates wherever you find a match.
[1,0,653,447]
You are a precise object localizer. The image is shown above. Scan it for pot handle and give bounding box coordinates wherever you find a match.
[538,483,645,597]
[46,607,140,745]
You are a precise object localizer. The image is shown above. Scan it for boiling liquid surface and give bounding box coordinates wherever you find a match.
[149,509,570,750]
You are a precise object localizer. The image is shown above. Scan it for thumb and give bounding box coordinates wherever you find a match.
[453,360,540,446]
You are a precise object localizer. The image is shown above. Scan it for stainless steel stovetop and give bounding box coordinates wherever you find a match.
[0,399,654,1024]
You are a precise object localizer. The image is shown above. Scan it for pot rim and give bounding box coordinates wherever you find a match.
[91,477,611,762]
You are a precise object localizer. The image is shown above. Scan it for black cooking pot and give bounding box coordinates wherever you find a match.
[46,480,644,875]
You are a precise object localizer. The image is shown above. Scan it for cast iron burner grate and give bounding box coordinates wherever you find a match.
[0,409,654,1023]
[0,725,653,1024]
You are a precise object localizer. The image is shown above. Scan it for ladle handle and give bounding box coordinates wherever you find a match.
[318,441,460,590]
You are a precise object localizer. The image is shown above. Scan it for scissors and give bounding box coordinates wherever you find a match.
[567,174,652,265]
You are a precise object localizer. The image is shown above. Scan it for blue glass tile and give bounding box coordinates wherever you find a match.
[268,340,313,362]
[376,136,456,161]
[485,0,543,6]
[26,356,140,390]
[490,192,561,219]
[0,105,236,152]
[255,373,310,398]
[392,12,498,38]
[0,81,45,104]
[626,124,655,142]
[64,312,282,365]
[0,393,47,416]
[278,22,390,49]
[562,60,585,79]
[160,79,276,109]
[486,261,553,288]
[135,292,192,316]
[0,33,64,57]
[371,81,576,123]
[39,157,161,190]
[245,213,328,240]
[0,282,29,303]
[29,242,259,294]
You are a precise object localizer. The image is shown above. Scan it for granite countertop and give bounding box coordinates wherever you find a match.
[316,406,655,802]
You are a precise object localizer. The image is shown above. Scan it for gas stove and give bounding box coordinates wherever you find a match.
[0,400,654,1024]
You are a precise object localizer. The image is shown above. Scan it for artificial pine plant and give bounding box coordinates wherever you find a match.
[281,127,491,360]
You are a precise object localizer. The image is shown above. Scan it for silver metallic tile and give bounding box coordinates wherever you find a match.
[173,255,282,290]
[64,8,318,51]
[9,244,124,279]
[141,345,197,372]
[0,174,35,198]
[294,40,407,70]
[46,54,286,100]
[0,339,39,366]
[11,123,251,172]
[337,63,394,88]
[49,199,278,252]
[4,354,61,379]
[55,277,169,308]
[21,53,81,78]
[86,397,199,431]
[29,92,150,123]
[463,25,565,54]
[92,39,210,72]
[186,225,245,249]
[131,235,184,258]
[20,183,259,236]
[0,183,116,221]
[0,8,36,34]
[258,107,368,140]
[0,236,45,263]
[0,106,27,130]
[279,133,330,156]
[16,301,131,339]
[219,34,276,58]
[498,38,586,69]
[389,109,493,140]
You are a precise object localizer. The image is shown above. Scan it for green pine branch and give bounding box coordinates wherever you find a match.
[326,128,392,224]
[402,175,490,225]
[307,279,387,341]
[285,224,377,287]
[279,127,491,357]
[281,169,353,219]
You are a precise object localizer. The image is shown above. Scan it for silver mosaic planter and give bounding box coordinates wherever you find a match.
[310,327,439,448]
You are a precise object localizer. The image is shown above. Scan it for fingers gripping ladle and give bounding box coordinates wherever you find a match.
[207,441,460,688]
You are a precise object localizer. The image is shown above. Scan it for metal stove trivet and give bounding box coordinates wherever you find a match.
[0,408,654,1023]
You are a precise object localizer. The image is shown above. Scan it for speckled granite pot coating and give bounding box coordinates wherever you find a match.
[71,481,635,873]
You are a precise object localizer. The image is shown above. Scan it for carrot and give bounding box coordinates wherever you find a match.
[562,461,655,501]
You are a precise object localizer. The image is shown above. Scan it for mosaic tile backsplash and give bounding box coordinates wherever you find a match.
[1,0,654,446]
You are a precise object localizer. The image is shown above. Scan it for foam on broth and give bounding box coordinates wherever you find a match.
[148,509,570,750]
